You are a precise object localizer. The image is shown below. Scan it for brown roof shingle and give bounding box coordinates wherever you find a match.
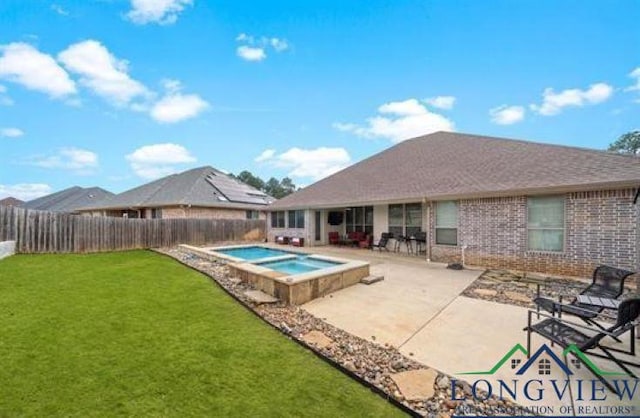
[270,131,640,209]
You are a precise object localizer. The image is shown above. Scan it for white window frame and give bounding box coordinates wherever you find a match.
[527,196,565,252]
[435,201,458,246]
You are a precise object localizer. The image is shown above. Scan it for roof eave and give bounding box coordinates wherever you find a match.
[266,180,640,210]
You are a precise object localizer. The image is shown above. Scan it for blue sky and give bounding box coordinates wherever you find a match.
[1,0,639,200]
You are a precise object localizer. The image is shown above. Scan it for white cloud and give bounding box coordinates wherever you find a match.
[489,105,525,125]
[254,149,275,162]
[530,82,613,116]
[0,42,76,98]
[126,143,196,179]
[0,84,11,105]
[0,183,52,201]
[626,68,640,101]
[1,127,24,138]
[270,38,289,52]
[256,147,351,181]
[236,46,266,62]
[51,4,69,16]
[149,80,209,123]
[333,98,455,143]
[424,95,456,110]
[236,34,289,62]
[27,147,99,174]
[126,0,193,25]
[58,40,149,107]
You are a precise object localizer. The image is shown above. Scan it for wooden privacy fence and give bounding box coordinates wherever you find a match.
[0,206,265,253]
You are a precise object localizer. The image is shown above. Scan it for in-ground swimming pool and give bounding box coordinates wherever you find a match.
[213,246,295,261]
[257,257,342,275]
[180,244,370,304]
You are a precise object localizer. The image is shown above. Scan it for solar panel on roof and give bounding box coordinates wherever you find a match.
[205,172,269,205]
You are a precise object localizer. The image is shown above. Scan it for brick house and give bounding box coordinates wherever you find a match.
[78,166,273,220]
[266,132,640,276]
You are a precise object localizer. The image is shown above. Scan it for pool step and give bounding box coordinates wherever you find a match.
[360,275,384,285]
[244,290,279,304]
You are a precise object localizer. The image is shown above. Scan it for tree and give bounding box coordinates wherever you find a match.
[233,171,297,199]
[608,130,640,155]
[236,170,265,191]
[280,177,297,196]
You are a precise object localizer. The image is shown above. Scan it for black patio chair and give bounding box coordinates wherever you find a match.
[525,297,640,394]
[371,233,391,251]
[534,265,635,337]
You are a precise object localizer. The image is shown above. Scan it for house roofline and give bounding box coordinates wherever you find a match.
[77,203,270,212]
[267,180,639,210]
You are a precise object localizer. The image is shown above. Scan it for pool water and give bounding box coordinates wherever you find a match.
[215,246,295,261]
[258,257,342,275]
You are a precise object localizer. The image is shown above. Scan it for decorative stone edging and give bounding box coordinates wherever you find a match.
[157,247,531,417]
[463,269,637,319]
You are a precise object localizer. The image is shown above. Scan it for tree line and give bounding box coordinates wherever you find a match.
[232,171,298,199]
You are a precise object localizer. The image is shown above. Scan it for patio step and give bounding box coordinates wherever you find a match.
[360,275,384,285]
[244,290,279,304]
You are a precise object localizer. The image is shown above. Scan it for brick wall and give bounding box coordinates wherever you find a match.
[429,189,638,277]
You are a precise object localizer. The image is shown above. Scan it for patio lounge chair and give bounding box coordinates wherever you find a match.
[534,265,635,336]
[359,234,373,249]
[328,232,340,245]
[525,297,640,394]
[372,233,391,251]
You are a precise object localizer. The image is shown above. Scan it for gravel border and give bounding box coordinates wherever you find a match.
[462,269,638,321]
[156,247,532,417]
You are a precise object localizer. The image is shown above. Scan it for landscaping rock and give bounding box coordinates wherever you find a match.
[503,291,532,304]
[473,288,497,297]
[390,368,438,401]
[302,330,333,349]
[243,290,279,304]
[360,275,384,285]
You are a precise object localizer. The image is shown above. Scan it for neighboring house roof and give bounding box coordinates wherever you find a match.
[0,197,24,207]
[79,166,274,211]
[22,186,114,212]
[270,131,640,210]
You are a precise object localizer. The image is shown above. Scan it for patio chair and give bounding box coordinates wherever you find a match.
[359,234,373,249]
[534,265,635,337]
[372,233,391,251]
[525,297,640,394]
[328,231,340,245]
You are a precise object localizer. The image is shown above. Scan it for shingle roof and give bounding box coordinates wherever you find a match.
[0,197,24,207]
[80,166,274,211]
[270,131,640,209]
[22,186,114,212]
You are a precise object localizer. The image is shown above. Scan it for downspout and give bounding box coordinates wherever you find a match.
[423,197,431,263]
[635,186,640,339]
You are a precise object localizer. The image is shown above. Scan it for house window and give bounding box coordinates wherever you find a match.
[511,359,521,369]
[538,359,551,375]
[345,206,374,234]
[527,196,564,252]
[246,210,259,220]
[288,210,305,229]
[405,203,422,237]
[151,208,162,219]
[435,201,458,245]
[388,204,404,237]
[388,203,422,237]
[270,211,285,228]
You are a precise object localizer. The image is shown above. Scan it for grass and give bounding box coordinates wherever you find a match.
[0,251,404,417]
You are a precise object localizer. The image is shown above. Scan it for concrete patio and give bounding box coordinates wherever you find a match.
[299,245,640,415]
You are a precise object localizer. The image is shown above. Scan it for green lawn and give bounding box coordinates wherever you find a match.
[0,251,404,417]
